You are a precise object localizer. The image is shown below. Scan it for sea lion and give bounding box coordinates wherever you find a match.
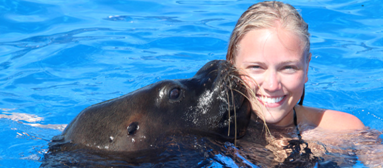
[46,60,251,154]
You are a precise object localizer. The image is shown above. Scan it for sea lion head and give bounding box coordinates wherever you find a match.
[58,60,251,152]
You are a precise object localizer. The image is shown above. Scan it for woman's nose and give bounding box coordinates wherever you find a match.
[262,71,281,92]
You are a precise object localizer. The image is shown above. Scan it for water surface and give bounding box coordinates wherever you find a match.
[1,0,383,167]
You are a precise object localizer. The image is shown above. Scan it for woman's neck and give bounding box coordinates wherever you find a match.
[267,107,296,128]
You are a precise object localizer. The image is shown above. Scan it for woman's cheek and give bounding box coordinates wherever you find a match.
[284,74,305,90]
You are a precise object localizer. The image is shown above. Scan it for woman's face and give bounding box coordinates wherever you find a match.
[234,27,310,126]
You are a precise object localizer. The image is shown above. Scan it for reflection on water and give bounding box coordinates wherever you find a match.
[1,0,383,167]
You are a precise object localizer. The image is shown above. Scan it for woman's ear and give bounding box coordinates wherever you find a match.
[229,58,234,64]
[308,53,312,62]
[305,53,312,83]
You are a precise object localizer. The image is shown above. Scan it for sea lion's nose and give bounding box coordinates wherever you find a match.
[127,122,139,135]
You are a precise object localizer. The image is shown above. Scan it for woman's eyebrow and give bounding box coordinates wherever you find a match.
[242,61,266,66]
[279,60,301,64]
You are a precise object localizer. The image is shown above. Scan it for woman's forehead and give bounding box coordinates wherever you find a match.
[236,28,306,61]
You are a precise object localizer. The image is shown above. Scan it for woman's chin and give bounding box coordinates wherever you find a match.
[264,118,283,125]
[263,114,292,127]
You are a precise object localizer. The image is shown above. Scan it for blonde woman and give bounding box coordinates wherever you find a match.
[226,1,365,140]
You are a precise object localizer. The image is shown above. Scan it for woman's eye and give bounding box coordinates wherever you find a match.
[249,65,261,69]
[282,66,298,73]
[284,66,294,69]
[169,88,180,99]
[247,65,264,74]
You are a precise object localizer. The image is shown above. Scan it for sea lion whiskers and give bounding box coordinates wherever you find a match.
[219,65,244,146]
[222,72,236,146]
[231,72,272,139]
[225,88,231,137]
[221,65,264,146]
[230,87,237,146]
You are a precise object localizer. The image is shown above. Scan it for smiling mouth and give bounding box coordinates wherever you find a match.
[256,95,286,104]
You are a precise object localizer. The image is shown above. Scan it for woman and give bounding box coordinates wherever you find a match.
[226,1,365,139]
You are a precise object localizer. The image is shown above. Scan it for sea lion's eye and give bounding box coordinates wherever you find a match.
[169,88,180,100]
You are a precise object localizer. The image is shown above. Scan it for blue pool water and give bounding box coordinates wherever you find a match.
[1,0,382,167]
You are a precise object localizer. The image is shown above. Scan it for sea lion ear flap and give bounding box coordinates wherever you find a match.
[298,85,305,106]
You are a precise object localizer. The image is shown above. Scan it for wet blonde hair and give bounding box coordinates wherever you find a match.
[226,1,310,63]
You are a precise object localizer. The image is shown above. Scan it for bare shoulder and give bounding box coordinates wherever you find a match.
[299,106,365,131]
[321,109,365,130]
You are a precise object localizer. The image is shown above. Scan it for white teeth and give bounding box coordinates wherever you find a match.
[259,96,284,104]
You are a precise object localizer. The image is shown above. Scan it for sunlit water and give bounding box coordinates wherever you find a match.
[1,0,383,167]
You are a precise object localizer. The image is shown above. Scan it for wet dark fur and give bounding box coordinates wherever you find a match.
[41,60,252,167]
